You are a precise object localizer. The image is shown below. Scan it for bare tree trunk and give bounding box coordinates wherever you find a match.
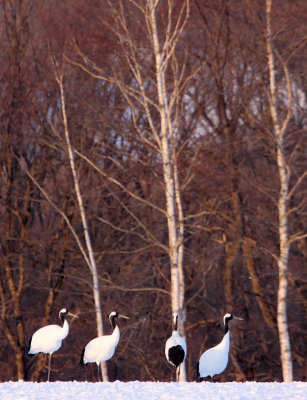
[265,0,293,382]
[149,0,188,381]
[174,161,187,381]
[69,0,191,381]
[56,69,109,382]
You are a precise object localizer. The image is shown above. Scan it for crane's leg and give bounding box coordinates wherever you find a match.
[177,366,181,382]
[97,363,101,382]
[47,353,52,382]
[197,365,204,383]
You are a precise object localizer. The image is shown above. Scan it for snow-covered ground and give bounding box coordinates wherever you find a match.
[0,381,306,400]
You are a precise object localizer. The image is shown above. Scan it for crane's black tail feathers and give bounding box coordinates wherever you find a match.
[80,347,85,367]
[27,339,35,357]
[168,345,185,368]
[196,361,200,382]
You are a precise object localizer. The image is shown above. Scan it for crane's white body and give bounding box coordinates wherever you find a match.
[28,308,78,381]
[198,330,230,378]
[28,319,69,355]
[83,325,120,365]
[165,312,186,382]
[198,313,243,380]
[165,331,187,366]
[81,311,129,381]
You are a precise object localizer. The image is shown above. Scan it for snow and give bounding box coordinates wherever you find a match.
[0,381,306,400]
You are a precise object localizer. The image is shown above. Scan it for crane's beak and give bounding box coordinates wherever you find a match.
[67,312,79,319]
[233,316,244,321]
[118,314,129,320]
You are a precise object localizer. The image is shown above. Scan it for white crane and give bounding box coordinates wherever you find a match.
[80,311,129,381]
[165,312,187,381]
[197,313,243,382]
[28,308,78,381]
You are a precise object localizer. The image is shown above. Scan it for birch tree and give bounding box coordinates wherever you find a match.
[68,0,200,381]
[55,64,109,381]
[147,0,186,353]
[24,53,109,380]
[265,0,307,382]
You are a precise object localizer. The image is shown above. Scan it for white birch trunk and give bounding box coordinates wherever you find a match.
[173,146,187,381]
[76,0,189,381]
[58,75,109,382]
[149,0,186,381]
[276,142,293,382]
[150,4,180,315]
[266,0,293,382]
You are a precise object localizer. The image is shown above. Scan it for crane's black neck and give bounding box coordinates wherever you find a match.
[110,315,117,330]
[174,314,178,331]
[60,313,67,325]
[224,315,232,334]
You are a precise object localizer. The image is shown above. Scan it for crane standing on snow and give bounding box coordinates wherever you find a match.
[197,313,243,381]
[28,308,78,381]
[165,312,187,381]
[80,311,129,381]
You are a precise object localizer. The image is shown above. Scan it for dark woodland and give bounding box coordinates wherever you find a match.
[0,0,306,383]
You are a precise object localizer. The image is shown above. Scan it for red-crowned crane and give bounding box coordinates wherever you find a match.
[165,312,187,381]
[28,308,78,381]
[80,311,129,381]
[197,313,243,381]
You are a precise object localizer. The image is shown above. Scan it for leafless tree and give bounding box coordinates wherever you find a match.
[67,0,202,381]
[0,0,306,383]
[265,0,307,382]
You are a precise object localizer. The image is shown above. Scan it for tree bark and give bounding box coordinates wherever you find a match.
[265,0,293,382]
[57,70,109,382]
[148,0,188,380]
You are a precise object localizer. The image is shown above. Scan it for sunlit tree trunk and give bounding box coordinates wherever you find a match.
[265,0,293,382]
[148,0,189,381]
[56,68,109,382]
[69,0,192,381]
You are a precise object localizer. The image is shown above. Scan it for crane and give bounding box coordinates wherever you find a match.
[28,308,78,381]
[165,312,187,381]
[197,313,243,381]
[80,311,129,381]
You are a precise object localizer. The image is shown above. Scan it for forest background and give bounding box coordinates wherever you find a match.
[0,0,306,384]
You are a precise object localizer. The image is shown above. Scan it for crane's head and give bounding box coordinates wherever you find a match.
[223,313,243,325]
[60,308,68,316]
[223,313,232,324]
[59,308,79,321]
[109,311,130,321]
